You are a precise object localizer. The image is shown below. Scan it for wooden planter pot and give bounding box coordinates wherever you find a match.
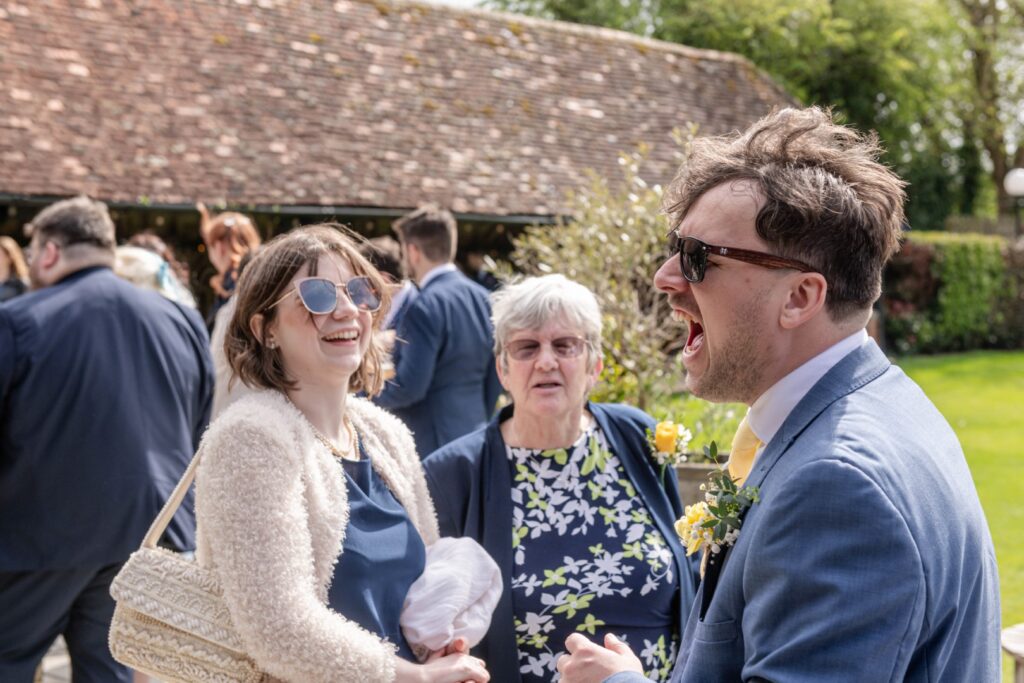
[674,462,722,507]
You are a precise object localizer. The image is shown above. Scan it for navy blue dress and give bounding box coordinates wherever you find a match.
[327,443,426,661]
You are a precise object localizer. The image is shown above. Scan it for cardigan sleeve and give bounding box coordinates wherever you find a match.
[196,415,398,683]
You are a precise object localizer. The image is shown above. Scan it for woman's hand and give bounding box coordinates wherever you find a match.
[394,648,490,683]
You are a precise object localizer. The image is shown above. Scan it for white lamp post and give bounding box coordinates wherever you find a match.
[1004,168,1024,239]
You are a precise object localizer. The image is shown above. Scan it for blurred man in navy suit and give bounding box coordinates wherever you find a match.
[0,197,214,682]
[373,205,500,457]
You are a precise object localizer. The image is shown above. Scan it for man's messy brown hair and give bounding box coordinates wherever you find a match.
[665,107,907,321]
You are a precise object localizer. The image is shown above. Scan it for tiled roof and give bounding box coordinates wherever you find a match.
[0,0,794,217]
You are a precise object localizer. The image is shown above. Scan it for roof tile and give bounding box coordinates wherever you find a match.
[0,0,793,215]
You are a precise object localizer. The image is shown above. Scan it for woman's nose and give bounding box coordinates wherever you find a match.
[331,286,360,318]
[534,344,559,369]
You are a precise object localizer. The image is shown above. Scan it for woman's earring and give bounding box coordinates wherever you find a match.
[266,339,277,349]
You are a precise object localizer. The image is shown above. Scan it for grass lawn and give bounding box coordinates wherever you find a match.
[896,350,1024,680]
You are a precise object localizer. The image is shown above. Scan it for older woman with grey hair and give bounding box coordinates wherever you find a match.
[422,274,697,683]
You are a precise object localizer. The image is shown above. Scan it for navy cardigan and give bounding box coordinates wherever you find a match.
[422,402,698,683]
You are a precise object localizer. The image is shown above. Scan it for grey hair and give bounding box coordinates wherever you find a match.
[25,195,116,254]
[491,274,603,369]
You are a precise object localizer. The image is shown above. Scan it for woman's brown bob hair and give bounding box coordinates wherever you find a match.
[225,224,392,397]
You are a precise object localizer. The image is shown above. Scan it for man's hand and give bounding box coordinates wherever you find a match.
[557,633,645,683]
[426,636,470,660]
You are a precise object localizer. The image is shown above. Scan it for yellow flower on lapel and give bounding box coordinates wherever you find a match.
[654,421,679,454]
[675,501,713,556]
[674,469,760,557]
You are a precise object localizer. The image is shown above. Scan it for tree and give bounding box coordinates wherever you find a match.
[486,0,992,227]
[500,141,688,411]
[955,0,1024,215]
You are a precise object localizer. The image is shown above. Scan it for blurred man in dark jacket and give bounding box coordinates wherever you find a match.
[0,196,214,682]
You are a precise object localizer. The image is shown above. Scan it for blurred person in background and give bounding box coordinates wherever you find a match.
[373,205,501,457]
[197,204,261,418]
[423,274,697,683]
[209,248,259,418]
[128,231,193,290]
[360,235,417,330]
[0,196,213,683]
[194,224,488,682]
[466,251,501,292]
[358,235,416,385]
[0,235,29,302]
[197,202,261,327]
[114,232,196,308]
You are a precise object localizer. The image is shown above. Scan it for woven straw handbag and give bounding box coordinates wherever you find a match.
[108,450,266,683]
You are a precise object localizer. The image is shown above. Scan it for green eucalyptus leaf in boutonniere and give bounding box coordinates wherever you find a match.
[674,448,760,556]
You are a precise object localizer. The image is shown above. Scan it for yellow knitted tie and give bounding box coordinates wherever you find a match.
[727,414,762,486]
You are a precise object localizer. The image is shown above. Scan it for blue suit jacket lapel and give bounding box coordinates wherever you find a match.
[698,341,891,618]
[743,340,891,493]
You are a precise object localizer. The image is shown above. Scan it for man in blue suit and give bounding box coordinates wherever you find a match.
[373,205,501,457]
[557,108,1001,682]
[0,197,214,682]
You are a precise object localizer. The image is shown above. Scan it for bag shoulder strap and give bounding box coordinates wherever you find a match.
[141,447,203,549]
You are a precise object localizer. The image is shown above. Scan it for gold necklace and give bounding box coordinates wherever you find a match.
[312,418,359,461]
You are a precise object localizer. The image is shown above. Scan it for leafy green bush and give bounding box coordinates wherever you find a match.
[498,143,690,412]
[497,134,751,442]
[883,231,1016,353]
[495,136,751,440]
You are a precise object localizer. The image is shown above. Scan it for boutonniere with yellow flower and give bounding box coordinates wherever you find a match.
[674,448,760,557]
[646,419,694,484]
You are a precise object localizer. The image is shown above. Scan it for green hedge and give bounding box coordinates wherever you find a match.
[883,232,1019,354]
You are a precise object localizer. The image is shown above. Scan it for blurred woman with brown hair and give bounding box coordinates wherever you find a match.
[0,236,29,302]
[197,203,262,416]
[197,202,261,324]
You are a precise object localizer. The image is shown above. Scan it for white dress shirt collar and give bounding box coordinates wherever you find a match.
[418,262,458,290]
[747,329,869,447]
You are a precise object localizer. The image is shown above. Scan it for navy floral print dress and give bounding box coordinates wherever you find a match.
[507,422,679,682]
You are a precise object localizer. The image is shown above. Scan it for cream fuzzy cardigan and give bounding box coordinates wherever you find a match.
[194,389,439,683]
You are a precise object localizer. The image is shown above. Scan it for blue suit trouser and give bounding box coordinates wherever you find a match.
[0,563,131,683]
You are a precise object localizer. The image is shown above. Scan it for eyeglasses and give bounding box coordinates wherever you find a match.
[505,336,589,361]
[270,276,382,315]
[670,234,817,283]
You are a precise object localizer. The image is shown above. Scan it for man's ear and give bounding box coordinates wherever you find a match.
[39,240,61,270]
[779,272,827,330]
[406,242,421,264]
